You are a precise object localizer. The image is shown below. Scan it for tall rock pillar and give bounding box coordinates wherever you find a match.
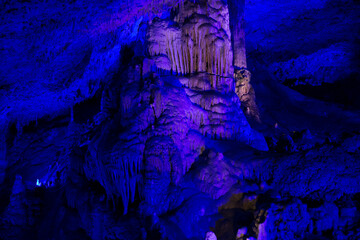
[228,0,260,122]
[228,0,247,69]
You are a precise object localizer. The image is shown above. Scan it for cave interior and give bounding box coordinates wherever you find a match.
[0,0,360,239]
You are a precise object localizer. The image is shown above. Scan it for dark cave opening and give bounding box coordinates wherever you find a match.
[285,73,360,109]
[73,92,102,124]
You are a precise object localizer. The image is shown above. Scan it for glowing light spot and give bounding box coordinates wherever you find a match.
[36,179,41,187]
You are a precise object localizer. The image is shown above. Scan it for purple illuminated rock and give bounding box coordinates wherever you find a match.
[205,231,217,240]
[147,0,233,77]
[257,200,310,240]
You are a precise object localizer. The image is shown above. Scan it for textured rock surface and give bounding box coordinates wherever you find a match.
[205,231,217,240]
[245,0,360,107]
[0,1,267,239]
[257,200,311,240]
[0,0,183,129]
[147,0,233,78]
[234,68,259,121]
[0,0,360,240]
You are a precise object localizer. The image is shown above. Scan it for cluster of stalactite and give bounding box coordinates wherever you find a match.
[147,0,233,78]
[83,140,143,214]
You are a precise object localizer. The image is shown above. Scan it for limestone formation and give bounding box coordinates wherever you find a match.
[234,68,260,121]
[236,227,247,239]
[205,231,217,240]
[147,0,233,78]
[228,0,247,69]
[228,0,260,121]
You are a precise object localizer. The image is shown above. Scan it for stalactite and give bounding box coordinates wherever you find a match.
[184,43,188,74]
[176,48,181,74]
[147,0,233,80]
[82,141,143,215]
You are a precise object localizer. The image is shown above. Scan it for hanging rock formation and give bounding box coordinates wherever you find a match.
[147,0,233,79]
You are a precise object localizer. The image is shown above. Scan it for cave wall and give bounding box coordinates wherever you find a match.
[245,0,360,107]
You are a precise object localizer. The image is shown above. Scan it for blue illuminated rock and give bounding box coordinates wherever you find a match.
[0,0,359,239]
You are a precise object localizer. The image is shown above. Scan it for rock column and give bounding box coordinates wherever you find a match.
[228,0,260,121]
[228,0,247,69]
